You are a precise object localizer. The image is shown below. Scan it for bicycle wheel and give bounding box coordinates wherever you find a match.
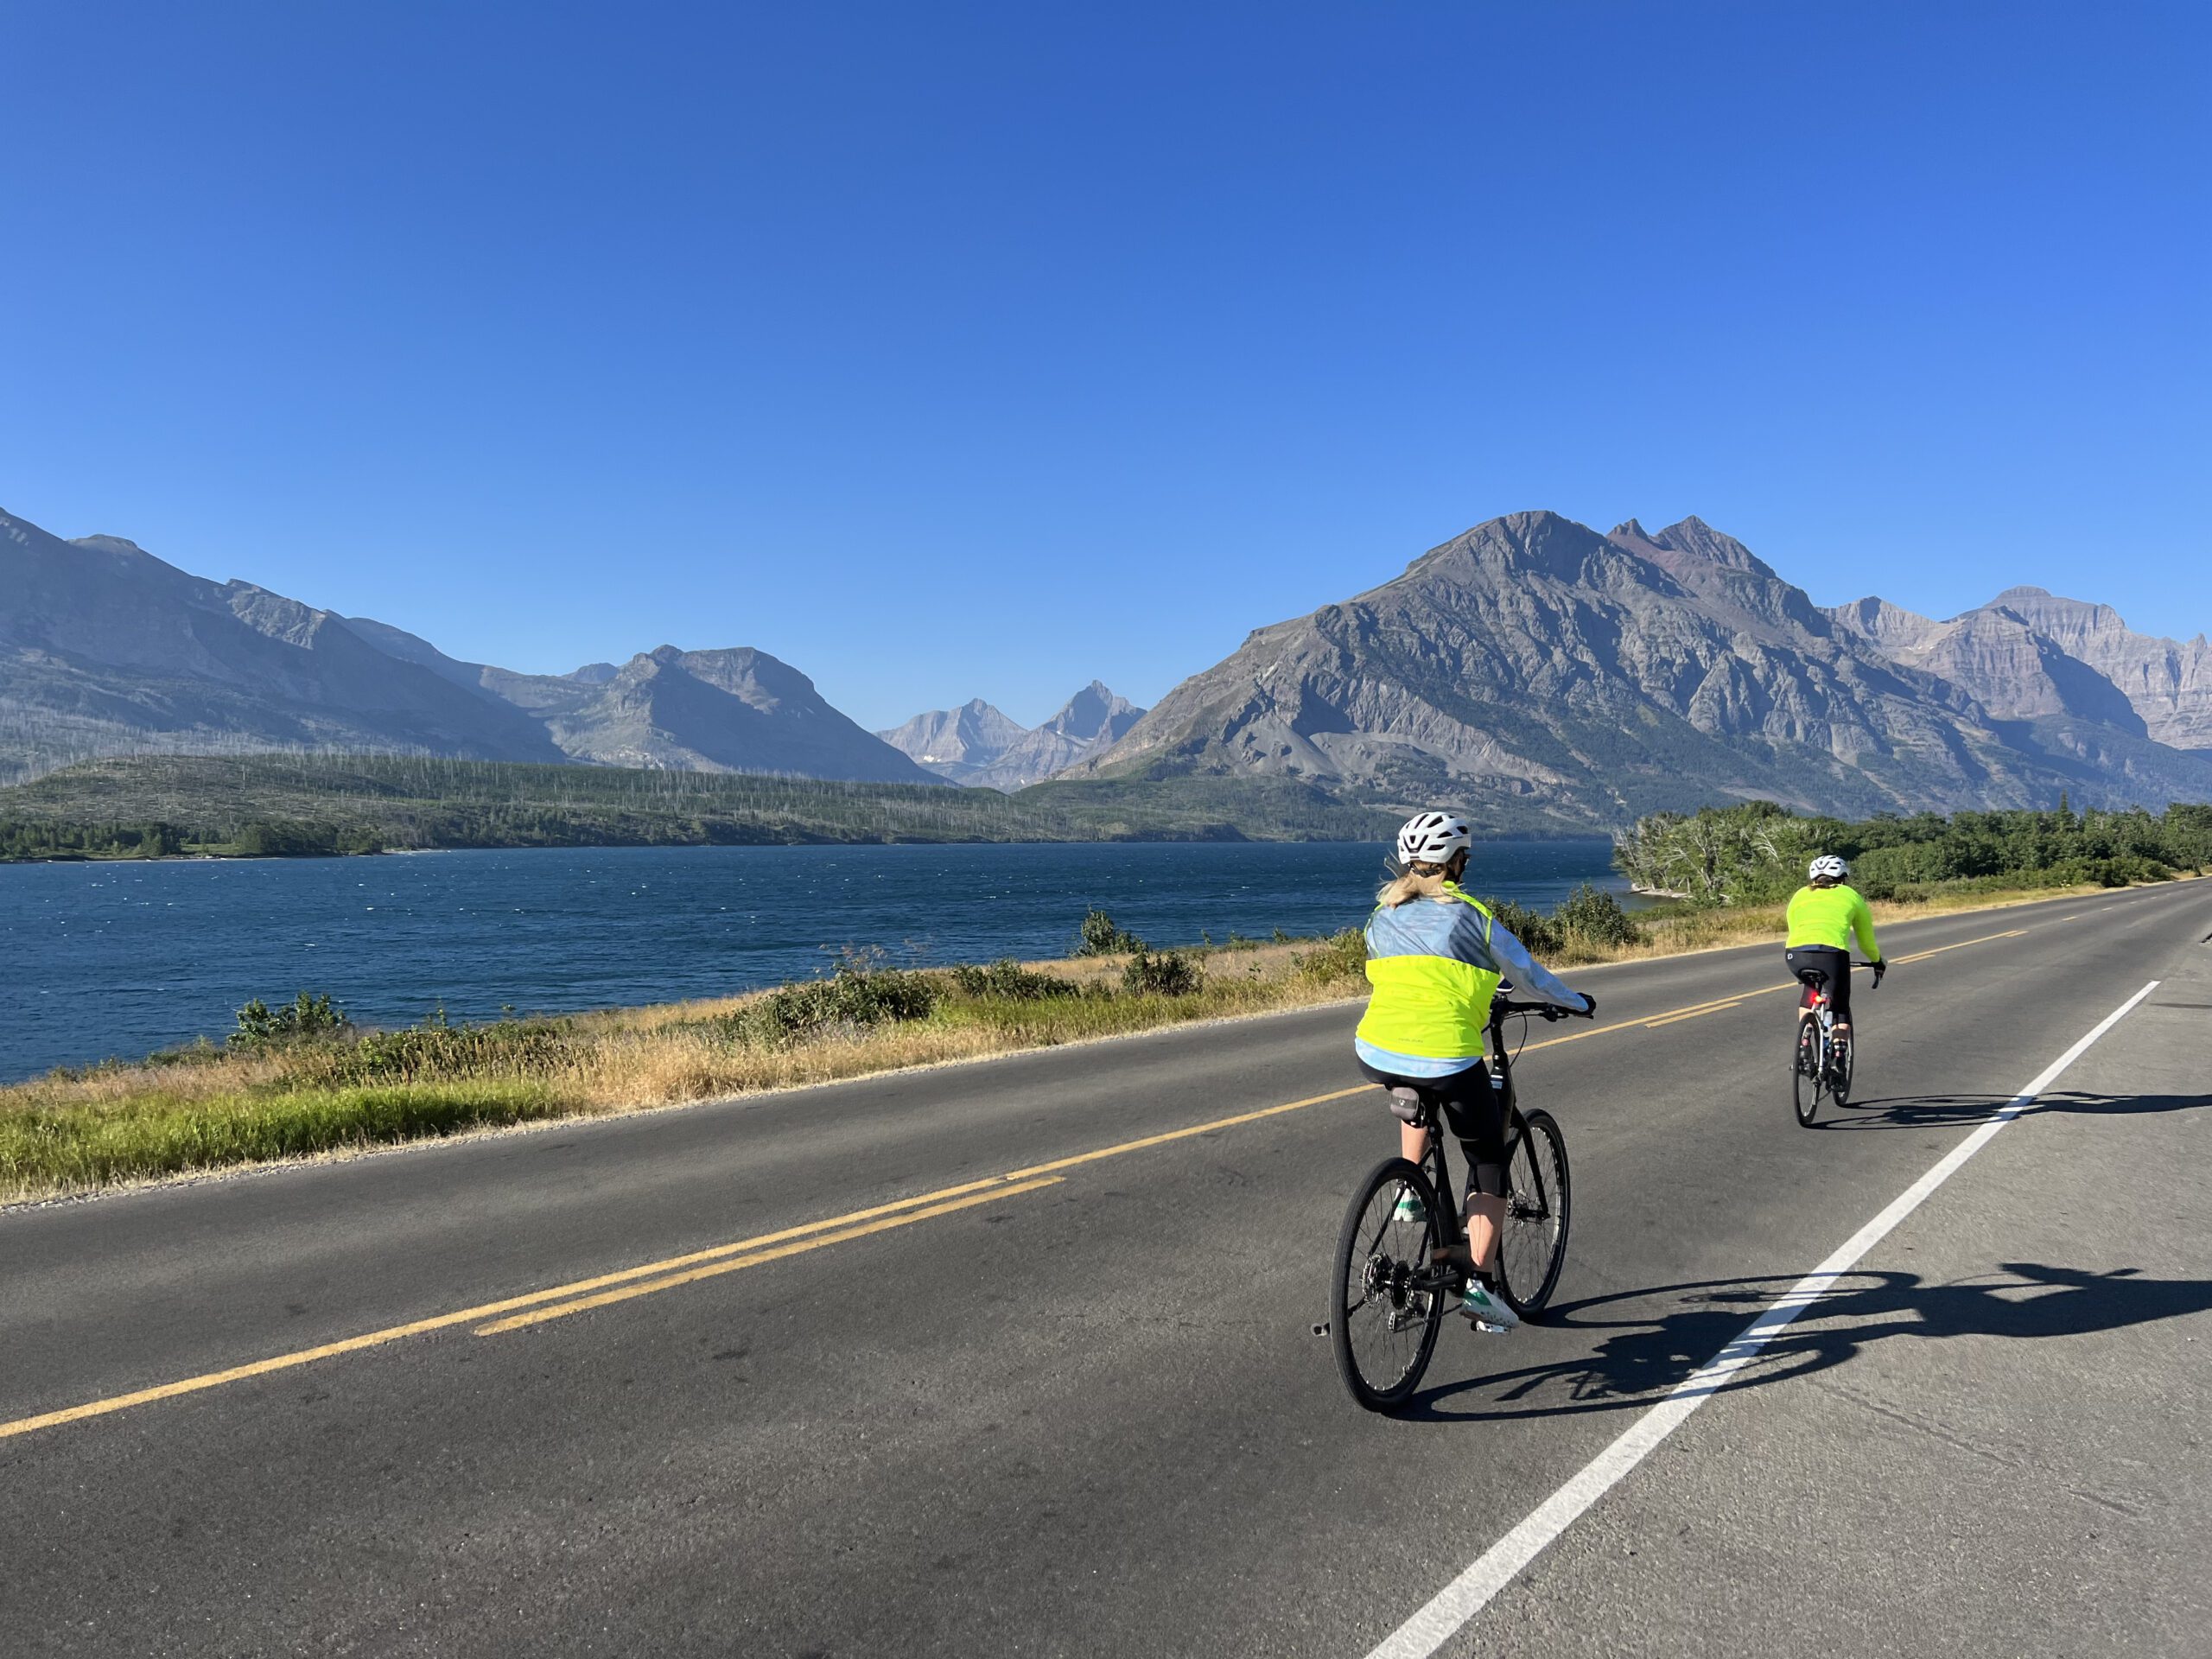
[1330,1157,1446,1412]
[1495,1109,1570,1319]
[1793,1020,1821,1127]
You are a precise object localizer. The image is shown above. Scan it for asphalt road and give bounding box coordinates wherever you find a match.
[4,881,2208,1656]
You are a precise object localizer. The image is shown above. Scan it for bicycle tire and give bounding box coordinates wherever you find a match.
[1793,1020,1821,1127]
[1330,1157,1446,1412]
[1495,1109,1570,1318]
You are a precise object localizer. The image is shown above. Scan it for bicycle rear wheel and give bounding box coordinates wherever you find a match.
[1495,1109,1570,1319]
[1330,1157,1446,1412]
[1793,1020,1822,1127]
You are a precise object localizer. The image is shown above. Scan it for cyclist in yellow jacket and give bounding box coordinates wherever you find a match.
[1784,855,1886,1047]
[1355,811,1593,1333]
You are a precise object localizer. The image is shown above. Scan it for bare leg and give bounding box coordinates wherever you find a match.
[1399,1122,1427,1166]
[1465,1194,1506,1274]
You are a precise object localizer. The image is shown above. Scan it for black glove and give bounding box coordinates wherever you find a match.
[1871,961,1886,988]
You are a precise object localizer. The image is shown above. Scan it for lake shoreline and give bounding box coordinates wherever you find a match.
[2,869,2182,1209]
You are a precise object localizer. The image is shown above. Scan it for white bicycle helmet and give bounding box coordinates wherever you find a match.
[1808,855,1849,882]
[1396,811,1473,868]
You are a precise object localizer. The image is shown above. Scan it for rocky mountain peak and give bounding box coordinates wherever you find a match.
[879,681,1147,790]
[67,534,154,558]
[1612,515,1778,581]
[1040,680,1139,741]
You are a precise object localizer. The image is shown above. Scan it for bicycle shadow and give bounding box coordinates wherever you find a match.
[1807,1089,2212,1132]
[1401,1261,2212,1423]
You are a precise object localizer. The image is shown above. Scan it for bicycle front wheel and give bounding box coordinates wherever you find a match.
[1793,1020,1821,1127]
[1330,1157,1446,1413]
[1496,1109,1570,1319]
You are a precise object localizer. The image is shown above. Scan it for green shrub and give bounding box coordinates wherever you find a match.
[1554,884,1642,949]
[1482,897,1561,955]
[1074,907,1146,957]
[231,992,350,1050]
[723,963,943,1048]
[1122,946,1205,996]
[949,958,1083,1001]
[1295,927,1368,983]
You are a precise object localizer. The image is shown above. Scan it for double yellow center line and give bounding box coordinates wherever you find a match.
[0,925,2034,1444]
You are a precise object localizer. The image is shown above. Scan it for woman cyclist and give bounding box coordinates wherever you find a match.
[1354,811,1594,1333]
[1784,855,1886,1049]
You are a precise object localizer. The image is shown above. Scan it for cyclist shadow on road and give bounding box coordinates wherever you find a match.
[1802,1089,2212,1132]
[1402,1260,2212,1424]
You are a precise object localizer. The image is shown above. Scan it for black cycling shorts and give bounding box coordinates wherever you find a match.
[1357,1056,1508,1185]
[1784,945,1853,1028]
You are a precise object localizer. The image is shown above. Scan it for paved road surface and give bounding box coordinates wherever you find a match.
[5,881,2208,1656]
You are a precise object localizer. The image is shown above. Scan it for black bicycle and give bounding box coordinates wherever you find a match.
[1791,960,1875,1125]
[1325,994,1587,1413]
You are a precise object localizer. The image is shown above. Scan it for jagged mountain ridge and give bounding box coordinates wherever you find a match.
[1073,511,2212,824]
[1832,586,2212,752]
[0,510,569,779]
[0,505,937,785]
[879,681,1146,790]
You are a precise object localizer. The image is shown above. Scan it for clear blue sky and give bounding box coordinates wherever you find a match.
[4,2,2206,729]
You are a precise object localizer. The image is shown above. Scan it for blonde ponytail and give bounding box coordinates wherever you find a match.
[1377,861,1454,908]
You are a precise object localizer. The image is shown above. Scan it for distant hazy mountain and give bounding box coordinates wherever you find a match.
[0,505,938,786]
[0,508,564,782]
[1833,587,2212,753]
[880,681,1147,789]
[1072,510,2212,824]
[875,699,1031,786]
[536,645,943,779]
[1826,595,2147,732]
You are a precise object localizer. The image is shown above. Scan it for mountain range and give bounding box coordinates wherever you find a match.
[5,500,2207,826]
[0,506,939,786]
[876,683,1145,790]
[1072,511,2212,825]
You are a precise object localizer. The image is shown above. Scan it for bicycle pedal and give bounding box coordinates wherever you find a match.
[1311,1321,1331,1338]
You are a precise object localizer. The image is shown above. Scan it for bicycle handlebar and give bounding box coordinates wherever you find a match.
[1492,994,1597,1023]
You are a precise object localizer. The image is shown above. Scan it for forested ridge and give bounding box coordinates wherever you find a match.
[0,753,1395,861]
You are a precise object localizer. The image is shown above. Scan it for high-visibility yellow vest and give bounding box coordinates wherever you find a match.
[1355,885,1501,1061]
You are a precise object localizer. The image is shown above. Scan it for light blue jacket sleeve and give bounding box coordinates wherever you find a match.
[1481,919,1591,1013]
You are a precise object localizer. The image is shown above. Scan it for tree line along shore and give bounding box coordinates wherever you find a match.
[0,753,1415,861]
[5,795,2206,1207]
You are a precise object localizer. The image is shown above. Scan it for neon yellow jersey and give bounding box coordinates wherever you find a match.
[1354,882,1586,1065]
[1785,884,1880,960]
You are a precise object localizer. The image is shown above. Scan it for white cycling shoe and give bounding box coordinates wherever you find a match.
[1460,1279,1520,1333]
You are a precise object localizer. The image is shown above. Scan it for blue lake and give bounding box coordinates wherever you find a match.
[0,839,1623,1079]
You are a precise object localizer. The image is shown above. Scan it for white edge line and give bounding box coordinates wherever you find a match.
[1363,977,2163,1659]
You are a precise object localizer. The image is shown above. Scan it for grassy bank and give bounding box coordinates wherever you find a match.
[2,870,2189,1206]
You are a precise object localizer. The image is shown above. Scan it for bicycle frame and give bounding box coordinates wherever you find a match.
[1400,996,1542,1262]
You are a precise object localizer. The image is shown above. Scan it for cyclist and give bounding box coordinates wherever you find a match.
[1784,855,1885,1054]
[1354,810,1594,1334]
